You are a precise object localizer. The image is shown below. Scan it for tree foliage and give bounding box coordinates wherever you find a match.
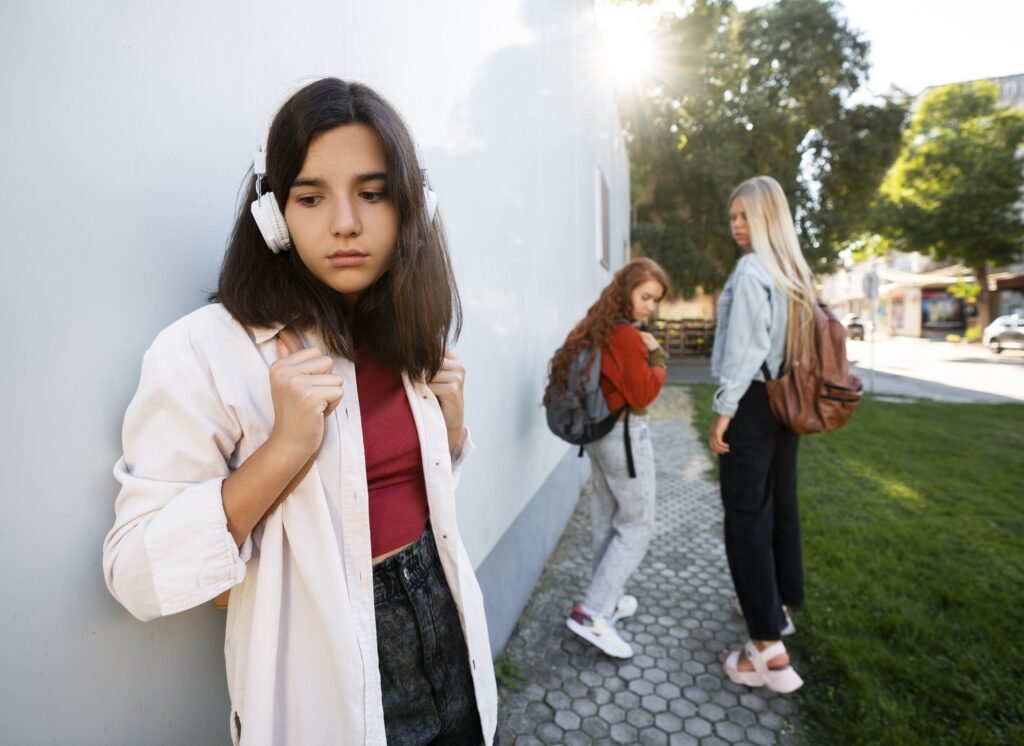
[623,0,906,297]
[876,80,1024,325]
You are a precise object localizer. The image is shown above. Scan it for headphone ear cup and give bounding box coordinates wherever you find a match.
[424,186,438,221]
[250,193,292,253]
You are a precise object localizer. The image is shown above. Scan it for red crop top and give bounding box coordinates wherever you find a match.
[354,346,430,558]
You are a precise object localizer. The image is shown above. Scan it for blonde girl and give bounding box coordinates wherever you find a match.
[708,175,817,693]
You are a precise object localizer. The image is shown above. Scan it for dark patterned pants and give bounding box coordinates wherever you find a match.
[719,382,804,641]
[373,527,485,745]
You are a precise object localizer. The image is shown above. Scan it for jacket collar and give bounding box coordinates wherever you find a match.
[250,323,286,345]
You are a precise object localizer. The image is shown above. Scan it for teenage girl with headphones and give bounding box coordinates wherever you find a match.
[545,257,669,659]
[103,78,497,745]
[709,175,817,694]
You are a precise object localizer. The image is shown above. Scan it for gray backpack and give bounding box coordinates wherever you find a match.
[544,321,636,477]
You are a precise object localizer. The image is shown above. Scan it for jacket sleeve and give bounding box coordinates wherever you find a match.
[103,326,251,621]
[611,325,667,410]
[712,272,772,418]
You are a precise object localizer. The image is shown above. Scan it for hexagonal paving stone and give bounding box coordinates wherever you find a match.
[581,716,610,739]
[640,693,668,713]
[699,736,730,746]
[629,678,656,696]
[655,710,685,733]
[598,702,627,724]
[563,731,590,746]
[524,701,553,722]
[746,723,777,745]
[511,735,543,746]
[697,674,723,692]
[553,708,581,732]
[759,711,785,730]
[739,693,768,712]
[668,731,699,745]
[713,719,746,744]
[534,721,564,743]
[571,697,598,718]
[726,706,757,727]
[545,690,571,711]
[614,690,641,710]
[669,698,698,719]
[643,666,669,684]
[504,711,533,735]
[619,664,643,681]
[626,707,656,729]
[609,722,639,744]
[684,717,713,738]
[634,653,656,668]
[682,686,711,705]
[655,681,681,700]
[639,726,670,745]
[697,702,725,722]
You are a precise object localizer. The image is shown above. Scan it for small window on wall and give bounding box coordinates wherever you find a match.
[596,167,610,269]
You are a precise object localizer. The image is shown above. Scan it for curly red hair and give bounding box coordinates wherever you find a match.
[545,257,669,403]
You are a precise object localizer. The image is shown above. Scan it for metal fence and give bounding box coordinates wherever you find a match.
[651,319,715,357]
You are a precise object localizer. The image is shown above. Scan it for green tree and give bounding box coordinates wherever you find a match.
[624,0,906,298]
[877,80,1024,329]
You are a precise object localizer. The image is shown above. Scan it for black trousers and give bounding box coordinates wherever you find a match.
[373,527,484,745]
[718,381,804,640]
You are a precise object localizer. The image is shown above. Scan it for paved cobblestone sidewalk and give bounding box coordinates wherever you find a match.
[497,386,799,745]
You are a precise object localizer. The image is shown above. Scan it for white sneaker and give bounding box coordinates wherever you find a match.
[611,594,638,623]
[567,604,633,658]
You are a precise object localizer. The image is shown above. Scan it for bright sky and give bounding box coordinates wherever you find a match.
[733,0,1023,96]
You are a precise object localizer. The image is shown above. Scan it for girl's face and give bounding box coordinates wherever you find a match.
[728,197,750,249]
[284,123,399,304]
[629,279,663,321]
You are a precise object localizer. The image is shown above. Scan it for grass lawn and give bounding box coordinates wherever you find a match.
[685,383,1024,746]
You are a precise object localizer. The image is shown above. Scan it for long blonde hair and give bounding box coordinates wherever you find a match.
[729,176,817,367]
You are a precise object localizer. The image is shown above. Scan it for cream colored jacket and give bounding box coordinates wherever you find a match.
[102,304,497,745]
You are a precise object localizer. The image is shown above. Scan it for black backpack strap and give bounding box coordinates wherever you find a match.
[760,361,773,381]
[622,409,637,479]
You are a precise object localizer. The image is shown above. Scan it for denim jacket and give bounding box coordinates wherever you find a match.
[711,253,788,417]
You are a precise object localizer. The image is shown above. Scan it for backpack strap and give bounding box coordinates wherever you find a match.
[622,409,637,479]
[762,287,784,380]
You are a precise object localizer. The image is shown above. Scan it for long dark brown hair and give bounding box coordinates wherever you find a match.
[544,257,669,402]
[210,78,460,380]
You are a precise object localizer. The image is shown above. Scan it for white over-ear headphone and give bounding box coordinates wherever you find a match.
[249,141,439,255]
[415,144,439,222]
[250,149,292,254]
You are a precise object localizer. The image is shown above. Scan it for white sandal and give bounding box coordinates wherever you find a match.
[723,641,804,693]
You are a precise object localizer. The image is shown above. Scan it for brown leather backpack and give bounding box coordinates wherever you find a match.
[761,301,863,435]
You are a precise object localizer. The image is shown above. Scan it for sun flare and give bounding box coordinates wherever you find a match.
[595,1,661,87]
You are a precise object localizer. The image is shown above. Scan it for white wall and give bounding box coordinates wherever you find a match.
[0,1,628,743]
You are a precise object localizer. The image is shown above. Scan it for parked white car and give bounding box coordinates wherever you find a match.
[983,314,1024,353]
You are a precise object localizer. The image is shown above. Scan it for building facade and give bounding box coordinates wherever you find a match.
[0,2,630,743]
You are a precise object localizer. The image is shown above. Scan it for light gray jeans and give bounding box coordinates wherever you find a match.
[582,415,656,619]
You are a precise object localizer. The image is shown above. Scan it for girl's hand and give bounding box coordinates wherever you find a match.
[268,330,344,460]
[639,331,661,352]
[427,350,466,453]
[709,414,731,455]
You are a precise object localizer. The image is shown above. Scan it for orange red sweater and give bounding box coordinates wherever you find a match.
[599,323,667,414]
